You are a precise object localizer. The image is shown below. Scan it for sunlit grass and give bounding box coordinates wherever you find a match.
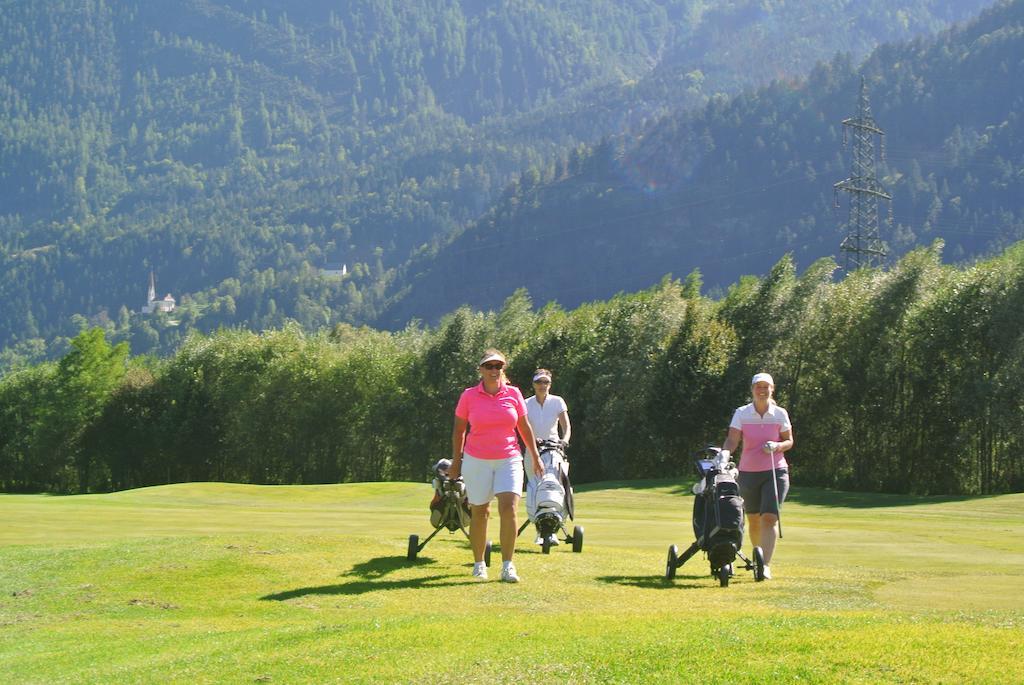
[1,482,1021,683]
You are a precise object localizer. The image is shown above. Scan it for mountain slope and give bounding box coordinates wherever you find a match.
[385,0,1024,323]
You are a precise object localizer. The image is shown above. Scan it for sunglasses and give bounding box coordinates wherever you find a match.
[533,379,551,385]
[481,363,504,370]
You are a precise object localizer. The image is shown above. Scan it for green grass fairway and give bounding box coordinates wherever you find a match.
[2,481,1022,683]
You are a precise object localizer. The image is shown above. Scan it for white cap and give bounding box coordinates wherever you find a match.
[751,372,774,386]
[479,351,506,366]
[533,371,551,382]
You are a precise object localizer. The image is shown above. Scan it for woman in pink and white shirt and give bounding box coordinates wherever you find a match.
[722,372,794,580]
[449,349,543,583]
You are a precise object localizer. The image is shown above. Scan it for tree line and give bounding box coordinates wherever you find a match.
[1,242,1021,496]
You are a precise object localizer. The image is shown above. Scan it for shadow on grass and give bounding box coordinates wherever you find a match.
[787,487,989,509]
[343,555,434,579]
[262,573,469,600]
[595,574,708,590]
[264,552,496,600]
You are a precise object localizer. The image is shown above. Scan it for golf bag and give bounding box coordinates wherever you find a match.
[429,459,471,531]
[408,458,491,563]
[691,455,745,569]
[526,441,572,525]
[521,439,583,553]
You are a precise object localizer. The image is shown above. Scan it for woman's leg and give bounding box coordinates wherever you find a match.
[496,492,519,562]
[747,512,779,563]
[759,513,779,564]
[760,468,788,564]
[470,503,491,563]
[747,512,762,555]
[462,453,496,564]
[738,470,764,559]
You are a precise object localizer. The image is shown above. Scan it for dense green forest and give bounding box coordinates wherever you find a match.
[1,241,1021,496]
[388,0,1024,322]
[0,0,992,371]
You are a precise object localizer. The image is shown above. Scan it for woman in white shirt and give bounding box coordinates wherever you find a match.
[524,368,571,444]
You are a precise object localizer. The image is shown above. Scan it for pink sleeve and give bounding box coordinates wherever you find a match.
[512,386,528,418]
[455,389,470,419]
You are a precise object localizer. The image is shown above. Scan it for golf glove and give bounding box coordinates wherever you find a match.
[763,441,778,453]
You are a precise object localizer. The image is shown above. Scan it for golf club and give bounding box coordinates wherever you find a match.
[769,443,783,539]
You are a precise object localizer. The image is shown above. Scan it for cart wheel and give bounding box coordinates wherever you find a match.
[542,536,551,554]
[753,546,766,582]
[484,540,492,567]
[666,545,679,580]
[718,563,731,587]
[571,526,584,553]
[407,534,419,561]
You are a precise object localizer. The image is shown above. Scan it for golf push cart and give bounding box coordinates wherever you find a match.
[665,446,766,586]
[407,459,491,566]
[517,439,583,554]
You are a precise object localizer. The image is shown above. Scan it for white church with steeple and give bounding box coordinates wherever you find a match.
[141,271,176,314]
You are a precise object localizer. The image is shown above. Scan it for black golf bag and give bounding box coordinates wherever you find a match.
[691,456,745,570]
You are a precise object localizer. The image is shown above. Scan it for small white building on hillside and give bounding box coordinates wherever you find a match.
[141,271,176,314]
[320,262,348,278]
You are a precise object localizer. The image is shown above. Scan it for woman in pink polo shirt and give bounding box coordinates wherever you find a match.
[721,372,794,580]
[450,349,544,583]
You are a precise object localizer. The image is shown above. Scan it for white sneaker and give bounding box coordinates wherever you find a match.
[762,565,772,580]
[547,534,560,546]
[500,563,520,583]
[534,535,544,545]
[472,562,488,580]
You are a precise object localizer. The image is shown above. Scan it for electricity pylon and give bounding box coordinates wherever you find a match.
[834,76,891,270]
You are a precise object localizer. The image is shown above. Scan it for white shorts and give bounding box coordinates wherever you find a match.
[461,452,523,506]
